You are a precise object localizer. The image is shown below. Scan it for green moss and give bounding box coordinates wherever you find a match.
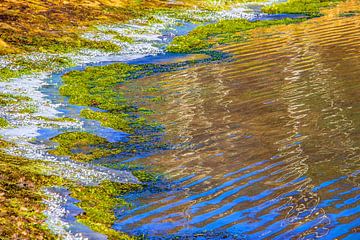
[19,106,38,114]
[37,116,77,122]
[132,170,158,183]
[0,56,74,82]
[0,146,69,238]
[0,118,9,128]
[60,63,139,110]
[49,131,122,162]
[60,63,161,133]
[0,135,147,239]
[0,93,31,106]
[113,34,135,43]
[0,67,28,82]
[4,33,122,54]
[0,137,142,239]
[262,0,342,17]
[80,108,132,132]
[70,181,141,240]
[167,18,306,53]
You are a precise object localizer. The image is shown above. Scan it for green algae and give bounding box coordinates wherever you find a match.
[262,0,342,17]
[132,170,158,183]
[2,33,122,54]
[36,116,77,123]
[60,63,139,109]
[19,106,38,114]
[111,33,135,43]
[80,108,133,132]
[49,131,122,162]
[0,146,69,239]
[0,118,9,128]
[0,55,74,82]
[0,93,31,106]
[60,63,162,134]
[70,181,142,240]
[167,18,306,53]
[0,137,145,239]
[114,35,135,43]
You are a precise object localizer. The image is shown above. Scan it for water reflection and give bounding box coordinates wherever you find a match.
[114,2,360,239]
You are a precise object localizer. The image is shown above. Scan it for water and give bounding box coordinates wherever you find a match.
[1,0,358,238]
[111,2,360,239]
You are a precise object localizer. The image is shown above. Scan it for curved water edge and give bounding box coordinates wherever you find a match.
[112,3,360,238]
[0,1,293,238]
[1,0,358,239]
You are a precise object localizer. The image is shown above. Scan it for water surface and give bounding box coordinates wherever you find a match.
[113,2,360,239]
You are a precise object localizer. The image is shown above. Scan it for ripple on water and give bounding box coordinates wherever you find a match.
[113,3,360,239]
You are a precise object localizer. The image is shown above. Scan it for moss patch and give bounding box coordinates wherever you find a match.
[262,0,342,17]
[60,63,139,109]
[0,137,145,239]
[60,63,162,134]
[70,181,142,240]
[167,18,306,53]
[0,146,71,238]
[132,170,158,183]
[0,55,74,82]
[0,117,9,128]
[49,131,122,162]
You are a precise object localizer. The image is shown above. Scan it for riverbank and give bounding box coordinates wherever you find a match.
[0,0,357,239]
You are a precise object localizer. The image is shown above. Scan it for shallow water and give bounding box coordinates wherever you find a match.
[112,2,360,239]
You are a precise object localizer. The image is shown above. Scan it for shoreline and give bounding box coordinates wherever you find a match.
[0,0,356,239]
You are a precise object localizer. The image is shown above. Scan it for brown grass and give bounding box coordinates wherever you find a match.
[0,0,204,54]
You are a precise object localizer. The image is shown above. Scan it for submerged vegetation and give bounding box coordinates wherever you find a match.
[0,141,67,238]
[70,181,142,240]
[0,117,9,128]
[263,0,343,17]
[49,132,122,162]
[61,63,164,134]
[0,136,159,238]
[60,63,147,133]
[0,55,74,82]
[167,18,306,53]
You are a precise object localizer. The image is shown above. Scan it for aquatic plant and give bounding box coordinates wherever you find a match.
[0,145,69,238]
[61,63,163,134]
[49,132,122,162]
[167,18,306,53]
[70,181,142,240]
[0,118,9,128]
[0,56,74,82]
[132,170,159,183]
[0,137,150,239]
[0,93,31,106]
[262,0,343,17]
[80,109,133,132]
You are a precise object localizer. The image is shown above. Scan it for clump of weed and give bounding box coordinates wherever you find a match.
[70,181,141,240]
[0,118,9,128]
[167,18,306,53]
[262,0,342,17]
[49,131,122,162]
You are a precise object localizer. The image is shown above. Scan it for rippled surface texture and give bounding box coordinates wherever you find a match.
[115,2,360,239]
